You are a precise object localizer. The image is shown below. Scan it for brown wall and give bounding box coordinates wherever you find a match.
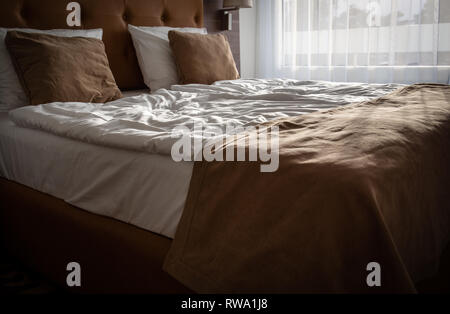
[204,0,241,72]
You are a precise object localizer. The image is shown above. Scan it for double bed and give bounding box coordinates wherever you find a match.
[1,0,449,294]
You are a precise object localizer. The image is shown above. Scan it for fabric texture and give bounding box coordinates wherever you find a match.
[0,28,103,112]
[169,31,240,85]
[8,80,400,157]
[164,84,450,293]
[5,31,122,106]
[6,80,400,238]
[0,111,193,239]
[128,25,207,91]
[256,0,450,84]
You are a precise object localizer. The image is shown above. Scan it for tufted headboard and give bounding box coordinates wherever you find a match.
[0,0,204,90]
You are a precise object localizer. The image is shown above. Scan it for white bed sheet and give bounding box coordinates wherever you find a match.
[9,80,402,158]
[0,111,193,238]
[1,80,402,239]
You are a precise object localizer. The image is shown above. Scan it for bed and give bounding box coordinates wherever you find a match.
[1,0,449,294]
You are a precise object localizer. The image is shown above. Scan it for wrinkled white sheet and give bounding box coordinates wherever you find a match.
[4,80,402,238]
[9,80,402,157]
[0,112,193,238]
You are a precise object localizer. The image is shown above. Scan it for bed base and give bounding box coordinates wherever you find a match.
[0,178,191,294]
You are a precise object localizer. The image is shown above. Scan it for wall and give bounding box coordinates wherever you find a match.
[239,3,257,78]
[204,0,257,78]
[204,0,241,72]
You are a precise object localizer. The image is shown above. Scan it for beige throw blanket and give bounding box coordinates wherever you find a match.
[164,84,450,293]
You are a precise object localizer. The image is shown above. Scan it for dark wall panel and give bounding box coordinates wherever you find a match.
[204,0,241,72]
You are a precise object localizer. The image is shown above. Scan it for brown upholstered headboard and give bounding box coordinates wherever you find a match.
[0,0,204,90]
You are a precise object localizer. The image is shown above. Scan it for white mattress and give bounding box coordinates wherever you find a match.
[0,109,193,239]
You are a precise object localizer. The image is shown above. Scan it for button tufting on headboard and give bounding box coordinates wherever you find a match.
[0,0,204,90]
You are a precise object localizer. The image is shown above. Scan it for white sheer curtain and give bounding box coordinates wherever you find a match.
[256,0,450,84]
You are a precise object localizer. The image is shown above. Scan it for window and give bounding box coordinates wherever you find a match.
[256,0,450,83]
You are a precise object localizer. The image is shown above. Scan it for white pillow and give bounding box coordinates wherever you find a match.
[128,25,207,92]
[0,28,103,112]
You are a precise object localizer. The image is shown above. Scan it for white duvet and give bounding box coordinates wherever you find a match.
[9,79,402,158]
[5,79,402,238]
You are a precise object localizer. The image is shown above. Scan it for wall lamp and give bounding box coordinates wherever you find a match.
[222,0,253,31]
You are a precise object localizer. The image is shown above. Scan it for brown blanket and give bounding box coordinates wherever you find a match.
[164,84,450,293]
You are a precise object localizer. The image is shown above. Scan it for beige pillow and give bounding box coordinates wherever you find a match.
[5,31,122,106]
[168,31,239,85]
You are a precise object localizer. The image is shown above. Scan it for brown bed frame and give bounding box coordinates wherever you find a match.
[0,0,206,293]
[0,178,190,293]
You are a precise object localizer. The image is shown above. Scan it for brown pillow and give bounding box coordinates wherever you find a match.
[168,31,240,85]
[5,31,122,106]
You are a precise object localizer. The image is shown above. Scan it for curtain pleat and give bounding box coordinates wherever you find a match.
[256,0,450,84]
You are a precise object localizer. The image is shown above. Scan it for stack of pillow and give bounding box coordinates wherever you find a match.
[128,25,239,91]
[0,25,239,112]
